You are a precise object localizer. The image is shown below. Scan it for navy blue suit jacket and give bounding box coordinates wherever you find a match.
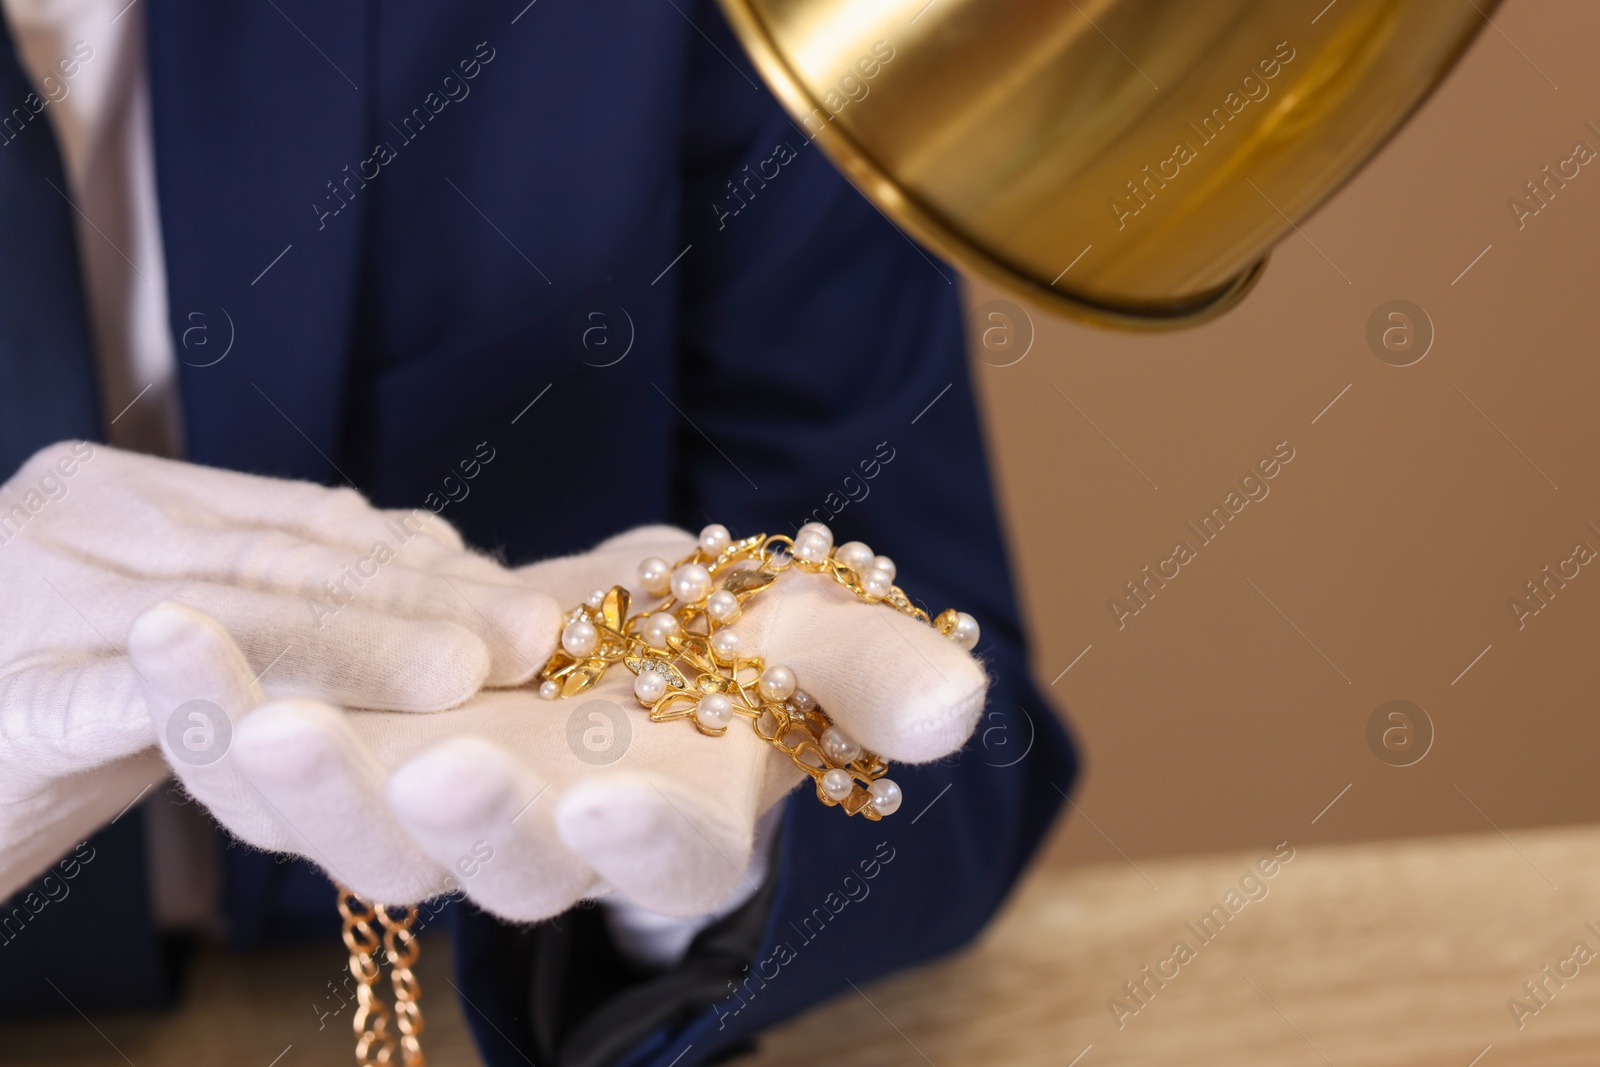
[4,1,1077,1063]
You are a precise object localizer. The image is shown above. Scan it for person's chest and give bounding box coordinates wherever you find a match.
[149,0,698,557]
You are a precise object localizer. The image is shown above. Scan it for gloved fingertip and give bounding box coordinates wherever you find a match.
[128,601,237,665]
[365,622,492,712]
[481,591,563,687]
[386,737,533,830]
[744,576,993,764]
[129,603,266,748]
[232,699,351,785]
[556,773,752,918]
[377,506,480,557]
[881,673,989,764]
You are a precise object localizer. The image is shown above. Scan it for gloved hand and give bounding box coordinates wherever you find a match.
[133,526,987,922]
[0,442,559,900]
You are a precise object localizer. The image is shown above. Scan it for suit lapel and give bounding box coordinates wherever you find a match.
[0,6,101,472]
[148,0,370,481]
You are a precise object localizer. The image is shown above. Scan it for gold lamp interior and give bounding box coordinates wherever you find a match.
[717,0,1495,329]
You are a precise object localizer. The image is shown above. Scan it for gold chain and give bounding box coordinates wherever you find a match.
[379,904,426,1067]
[338,886,426,1067]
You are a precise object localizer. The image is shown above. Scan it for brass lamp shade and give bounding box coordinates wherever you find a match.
[717,0,1495,329]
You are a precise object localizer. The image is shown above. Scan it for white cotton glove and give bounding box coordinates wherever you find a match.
[132,526,987,923]
[0,442,560,901]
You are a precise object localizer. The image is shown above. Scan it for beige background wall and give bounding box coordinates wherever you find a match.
[968,0,1600,864]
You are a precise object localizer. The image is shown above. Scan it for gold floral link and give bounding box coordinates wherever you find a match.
[536,524,979,823]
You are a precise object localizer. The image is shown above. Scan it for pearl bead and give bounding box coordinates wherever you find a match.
[638,557,672,597]
[670,563,712,603]
[820,768,854,801]
[872,555,896,581]
[633,669,667,704]
[562,620,598,657]
[710,629,741,661]
[695,693,734,730]
[797,522,833,548]
[699,523,731,556]
[584,588,607,609]
[792,531,830,564]
[706,589,741,623]
[950,612,980,651]
[641,613,680,649]
[539,679,561,700]
[835,541,875,574]
[758,664,796,702]
[868,778,902,816]
[790,688,817,713]
[821,725,862,764]
[860,567,894,599]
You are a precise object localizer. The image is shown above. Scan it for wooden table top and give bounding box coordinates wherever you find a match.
[749,823,1600,1067]
[8,823,1599,1066]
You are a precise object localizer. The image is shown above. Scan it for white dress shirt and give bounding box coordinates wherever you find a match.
[5,0,180,458]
